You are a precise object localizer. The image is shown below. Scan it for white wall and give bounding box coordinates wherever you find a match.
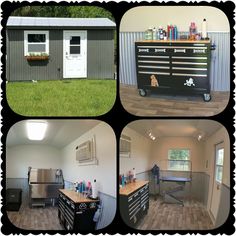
[120,6,230,32]
[61,122,116,198]
[6,145,62,178]
[149,137,205,172]
[119,127,152,175]
[204,126,230,211]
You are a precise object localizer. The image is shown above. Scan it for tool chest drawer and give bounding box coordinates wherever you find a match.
[135,40,212,101]
[120,181,149,227]
[58,190,99,231]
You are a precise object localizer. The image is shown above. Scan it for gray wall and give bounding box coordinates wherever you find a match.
[119,32,230,91]
[7,29,114,81]
[215,184,230,228]
[136,170,210,206]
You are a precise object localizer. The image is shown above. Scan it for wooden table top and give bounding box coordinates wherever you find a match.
[59,189,99,203]
[136,39,210,43]
[119,180,149,196]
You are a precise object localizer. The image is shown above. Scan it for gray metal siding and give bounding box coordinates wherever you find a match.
[119,32,230,91]
[8,29,63,81]
[8,29,114,81]
[87,30,114,79]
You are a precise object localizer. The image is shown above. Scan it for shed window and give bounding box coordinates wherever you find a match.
[168,149,191,171]
[70,36,80,54]
[24,31,49,56]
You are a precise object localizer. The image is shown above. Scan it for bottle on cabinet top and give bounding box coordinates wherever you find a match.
[201,18,207,39]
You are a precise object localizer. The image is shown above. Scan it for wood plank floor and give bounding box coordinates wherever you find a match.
[120,84,230,116]
[136,196,214,230]
[7,201,64,230]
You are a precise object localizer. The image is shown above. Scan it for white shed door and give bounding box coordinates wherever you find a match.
[63,31,87,78]
[210,142,224,220]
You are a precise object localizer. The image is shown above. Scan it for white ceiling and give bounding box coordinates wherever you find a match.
[127,120,222,140]
[6,120,100,148]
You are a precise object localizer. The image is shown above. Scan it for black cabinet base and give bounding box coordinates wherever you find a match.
[6,188,22,211]
[138,88,211,102]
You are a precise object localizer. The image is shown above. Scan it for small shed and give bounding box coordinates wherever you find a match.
[6,16,116,81]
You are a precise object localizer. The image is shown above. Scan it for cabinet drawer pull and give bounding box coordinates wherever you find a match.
[129,205,140,216]
[139,48,149,53]
[174,49,186,53]
[129,197,140,208]
[129,201,140,212]
[193,49,206,53]
[172,73,207,77]
[155,48,166,53]
[128,197,133,202]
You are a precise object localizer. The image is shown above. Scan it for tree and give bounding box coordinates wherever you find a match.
[11,6,114,21]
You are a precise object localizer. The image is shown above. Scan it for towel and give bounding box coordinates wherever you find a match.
[151,164,160,184]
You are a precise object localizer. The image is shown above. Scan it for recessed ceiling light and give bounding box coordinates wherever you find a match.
[148,131,156,141]
[26,121,47,141]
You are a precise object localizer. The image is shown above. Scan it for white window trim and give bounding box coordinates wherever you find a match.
[215,147,224,184]
[24,30,49,56]
[167,148,191,171]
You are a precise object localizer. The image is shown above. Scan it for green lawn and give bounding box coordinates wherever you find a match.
[6,79,116,116]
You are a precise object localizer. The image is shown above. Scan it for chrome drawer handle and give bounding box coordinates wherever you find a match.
[174,49,186,53]
[155,49,166,53]
[193,49,206,53]
[139,48,149,53]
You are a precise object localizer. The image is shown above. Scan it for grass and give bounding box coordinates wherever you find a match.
[6,79,116,116]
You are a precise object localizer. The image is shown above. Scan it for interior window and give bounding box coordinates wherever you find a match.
[215,148,224,183]
[70,36,81,54]
[24,31,49,55]
[168,149,190,171]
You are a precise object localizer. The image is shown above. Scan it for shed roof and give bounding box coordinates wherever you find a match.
[7,16,116,29]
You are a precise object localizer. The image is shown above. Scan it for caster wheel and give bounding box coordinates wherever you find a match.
[139,89,147,97]
[203,93,211,102]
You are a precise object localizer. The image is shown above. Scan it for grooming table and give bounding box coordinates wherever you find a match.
[160,176,191,206]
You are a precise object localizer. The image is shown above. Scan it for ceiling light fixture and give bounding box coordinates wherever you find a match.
[27,121,47,141]
[148,132,156,141]
[197,131,205,141]
[197,134,202,141]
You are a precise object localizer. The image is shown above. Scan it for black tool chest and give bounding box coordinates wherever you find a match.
[6,188,22,211]
[58,190,99,231]
[135,40,212,101]
[120,182,149,227]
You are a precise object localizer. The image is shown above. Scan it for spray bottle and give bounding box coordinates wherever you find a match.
[91,179,98,199]
[201,18,207,39]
